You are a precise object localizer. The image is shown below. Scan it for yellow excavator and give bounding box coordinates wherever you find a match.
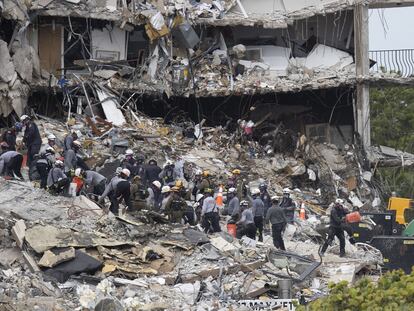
[388,197,414,225]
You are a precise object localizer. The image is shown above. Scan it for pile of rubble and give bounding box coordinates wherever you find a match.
[0,102,387,309]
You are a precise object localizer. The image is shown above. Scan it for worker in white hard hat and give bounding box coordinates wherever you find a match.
[265,196,287,251]
[111,168,132,214]
[99,168,130,214]
[320,198,349,257]
[279,188,296,223]
[224,187,240,221]
[250,187,265,242]
[122,149,138,178]
[21,114,42,171]
[159,160,177,186]
[147,180,162,211]
[160,185,172,212]
[36,145,56,189]
[47,160,70,195]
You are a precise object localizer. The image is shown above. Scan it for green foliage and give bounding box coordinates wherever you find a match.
[371,87,414,199]
[371,87,414,153]
[298,270,414,311]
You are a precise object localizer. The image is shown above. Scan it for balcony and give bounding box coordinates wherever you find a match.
[369,49,414,78]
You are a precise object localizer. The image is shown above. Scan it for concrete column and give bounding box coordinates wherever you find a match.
[354,3,371,148]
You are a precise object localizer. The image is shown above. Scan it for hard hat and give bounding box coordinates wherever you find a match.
[232,169,241,175]
[175,180,183,187]
[251,188,260,195]
[73,140,82,147]
[47,134,56,140]
[0,142,9,148]
[240,200,249,206]
[259,183,267,190]
[55,160,64,167]
[283,188,291,194]
[125,149,134,156]
[204,188,213,194]
[74,168,82,177]
[228,187,236,193]
[196,193,204,202]
[335,198,344,205]
[121,168,131,177]
[20,115,29,121]
[161,186,171,193]
[152,180,161,189]
[202,170,210,177]
[171,186,180,192]
[46,146,55,154]
[271,195,280,202]
[195,169,203,175]
[149,159,157,165]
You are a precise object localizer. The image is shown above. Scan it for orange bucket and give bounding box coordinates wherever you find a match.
[227,223,237,238]
[346,211,361,223]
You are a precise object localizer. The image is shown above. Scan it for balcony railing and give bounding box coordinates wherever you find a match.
[369,49,414,78]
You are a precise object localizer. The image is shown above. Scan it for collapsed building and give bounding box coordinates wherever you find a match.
[1,0,414,309]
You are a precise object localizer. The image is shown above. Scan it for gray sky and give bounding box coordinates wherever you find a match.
[369,7,414,50]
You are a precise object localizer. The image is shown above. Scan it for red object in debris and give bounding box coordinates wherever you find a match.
[346,211,361,223]
[227,223,237,238]
[22,154,27,167]
[244,126,253,135]
[72,176,84,194]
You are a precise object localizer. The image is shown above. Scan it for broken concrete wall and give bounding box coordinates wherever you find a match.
[91,25,126,61]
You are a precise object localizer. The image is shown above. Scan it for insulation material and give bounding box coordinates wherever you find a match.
[96,89,126,126]
[304,44,353,70]
[244,45,291,76]
[91,26,126,60]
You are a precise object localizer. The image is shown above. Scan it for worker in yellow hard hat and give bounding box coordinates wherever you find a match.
[193,169,213,198]
[227,168,244,200]
[232,169,241,175]
[165,186,186,223]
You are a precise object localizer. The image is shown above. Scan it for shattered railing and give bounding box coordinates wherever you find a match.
[369,49,414,78]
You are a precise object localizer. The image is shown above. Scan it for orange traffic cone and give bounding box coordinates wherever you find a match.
[216,186,224,207]
[299,203,306,220]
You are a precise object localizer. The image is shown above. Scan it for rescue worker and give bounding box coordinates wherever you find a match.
[320,199,349,257]
[227,169,244,199]
[161,185,172,212]
[279,188,296,223]
[265,196,287,250]
[99,168,130,214]
[134,154,146,181]
[1,124,18,151]
[122,149,138,177]
[21,115,42,168]
[193,170,212,197]
[159,161,177,186]
[64,140,80,173]
[64,130,78,153]
[225,187,240,220]
[251,188,265,242]
[36,146,55,189]
[147,180,162,210]
[259,183,272,215]
[130,175,149,210]
[201,188,221,233]
[0,149,23,179]
[82,169,107,197]
[144,159,162,185]
[99,168,124,206]
[35,134,57,187]
[47,160,70,194]
[112,178,132,215]
[194,193,204,224]
[236,200,256,240]
[191,170,203,197]
[165,186,186,223]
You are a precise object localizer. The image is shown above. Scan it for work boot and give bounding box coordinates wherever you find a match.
[339,252,345,258]
[349,237,356,245]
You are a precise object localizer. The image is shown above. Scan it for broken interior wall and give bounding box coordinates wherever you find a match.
[91,25,126,61]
